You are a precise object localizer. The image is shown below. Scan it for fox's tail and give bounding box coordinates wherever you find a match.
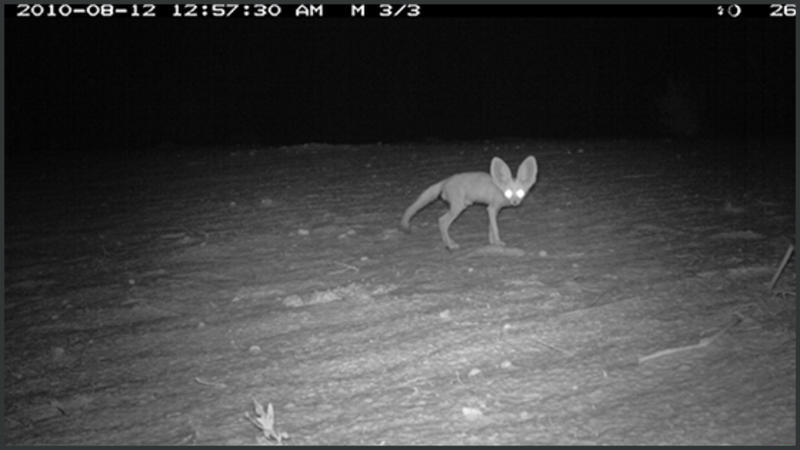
[400,180,444,231]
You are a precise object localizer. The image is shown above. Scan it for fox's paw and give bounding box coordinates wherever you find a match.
[446,242,461,251]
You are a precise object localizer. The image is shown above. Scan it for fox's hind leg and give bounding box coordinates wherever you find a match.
[486,204,506,247]
[438,201,467,250]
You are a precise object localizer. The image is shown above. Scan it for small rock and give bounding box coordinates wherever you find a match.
[283,295,304,307]
[462,407,484,421]
[51,347,66,361]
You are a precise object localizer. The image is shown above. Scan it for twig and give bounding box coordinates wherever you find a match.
[529,336,575,357]
[638,316,742,364]
[194,377,227,388]
[175,430,196,445]
[769,244,794,291]
[327,261,359,275]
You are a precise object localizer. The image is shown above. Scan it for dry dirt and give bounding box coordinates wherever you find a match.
[4,139,796,445]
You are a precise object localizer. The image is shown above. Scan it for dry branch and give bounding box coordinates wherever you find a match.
[638,315,741,364]
[768,244,794,291]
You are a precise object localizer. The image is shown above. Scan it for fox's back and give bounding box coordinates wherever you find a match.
[441,172,510,206]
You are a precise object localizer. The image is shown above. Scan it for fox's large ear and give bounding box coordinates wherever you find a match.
[490,157,513,185]
[517,156,538,188]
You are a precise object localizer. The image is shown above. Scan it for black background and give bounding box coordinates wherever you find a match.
[5,4,795,159]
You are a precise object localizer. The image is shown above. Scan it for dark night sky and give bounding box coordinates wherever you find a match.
[5,8,796,156]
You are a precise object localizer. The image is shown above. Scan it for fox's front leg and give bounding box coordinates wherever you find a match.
[487,205,506,247]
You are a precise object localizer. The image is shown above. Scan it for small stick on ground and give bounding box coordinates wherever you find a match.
[638,315,742,364]
[327,261,359,275]
[769,244,794,291]
[194,377,227,388]
[530,336,575,357]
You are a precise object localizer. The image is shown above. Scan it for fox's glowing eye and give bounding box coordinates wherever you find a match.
[515,189,525,199]
[504,189,513,199]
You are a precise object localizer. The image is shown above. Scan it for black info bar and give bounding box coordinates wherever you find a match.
[7,3,791,19]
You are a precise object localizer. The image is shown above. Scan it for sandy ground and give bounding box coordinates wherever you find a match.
[4,139,795,445]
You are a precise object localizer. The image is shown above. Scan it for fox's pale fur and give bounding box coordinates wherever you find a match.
[401,156,538,250]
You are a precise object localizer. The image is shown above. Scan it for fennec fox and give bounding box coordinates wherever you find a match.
[400,156,538,250]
